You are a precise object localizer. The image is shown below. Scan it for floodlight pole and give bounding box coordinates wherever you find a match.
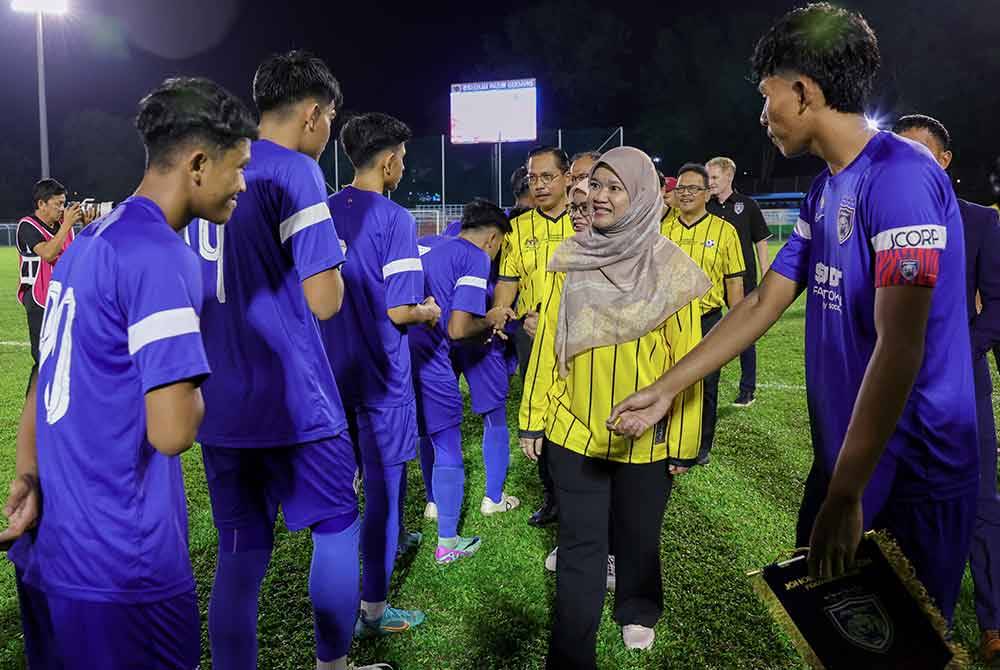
[35,12,50,178]
[441,134,446,214]
[619,126,624,147]
[333,144,339,191]
[497,132,503,209]
[557,128,562,149]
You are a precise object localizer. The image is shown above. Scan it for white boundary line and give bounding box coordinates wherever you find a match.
[0,341,30,348]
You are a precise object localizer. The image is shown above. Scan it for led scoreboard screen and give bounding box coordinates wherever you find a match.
[450,78,537,144]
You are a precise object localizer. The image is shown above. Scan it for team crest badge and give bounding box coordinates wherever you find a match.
[837,200,856,244]
[825,595,893,653]
[899,259,920,281]
[734,202,745,215]
[525,237,540,249]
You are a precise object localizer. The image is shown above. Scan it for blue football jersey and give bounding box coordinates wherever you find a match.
[771,131,977,500]
[14,196,209,603]
[319,186,424,408]
[410,235,490,382]
[186,139,347,447]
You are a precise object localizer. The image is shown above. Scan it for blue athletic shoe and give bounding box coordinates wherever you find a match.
[354,605,426,638]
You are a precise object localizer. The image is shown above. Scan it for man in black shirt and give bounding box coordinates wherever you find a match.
[705,157,771,407]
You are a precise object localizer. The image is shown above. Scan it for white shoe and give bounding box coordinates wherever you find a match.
[622,624,655,650]
[423,502,438,520]
[480,492,521,516]
[607,554,616,592]
[545,546,558,572]
[349,663,394,670]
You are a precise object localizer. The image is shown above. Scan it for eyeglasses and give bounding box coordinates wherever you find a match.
[674,185,709,195]
[527,173,562,186]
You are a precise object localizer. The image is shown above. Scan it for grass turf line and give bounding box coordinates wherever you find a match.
[0,243,995,669]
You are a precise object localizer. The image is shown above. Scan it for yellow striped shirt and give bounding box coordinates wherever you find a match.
[498,208,574,317]
[519,271,704,465]
[660,212,745,313]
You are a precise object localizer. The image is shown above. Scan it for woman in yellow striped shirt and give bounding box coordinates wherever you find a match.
[519,147,710,668]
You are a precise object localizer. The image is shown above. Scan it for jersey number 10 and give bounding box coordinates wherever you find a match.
[184,219,226,303]
[39,280,76,425]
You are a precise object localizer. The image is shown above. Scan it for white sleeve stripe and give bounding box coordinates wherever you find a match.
[279,202,332,244]
[383,258,422,278]
[455,275,488,290]
[793,217,812,240]
[871,225,947,252]
[128,307,200,356]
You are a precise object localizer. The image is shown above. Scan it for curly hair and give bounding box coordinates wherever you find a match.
[136,77,257,169]
[751,3,880,114]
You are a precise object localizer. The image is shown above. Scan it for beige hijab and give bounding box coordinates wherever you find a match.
[547,146,711,377]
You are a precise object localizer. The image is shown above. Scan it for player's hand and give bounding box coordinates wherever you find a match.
[668,464,690,476]
[523,311,539,338]
[0,474,40,551]
[607,383,675,438]
[421,296,441,328]
[520,436,543,462]
[807,494,863,580]
[485,306,516,331]
[63,202,83,227]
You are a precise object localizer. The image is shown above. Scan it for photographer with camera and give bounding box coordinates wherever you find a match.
[15,178,93,390]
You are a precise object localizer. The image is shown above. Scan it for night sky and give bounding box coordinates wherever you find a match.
[0,0,998,212]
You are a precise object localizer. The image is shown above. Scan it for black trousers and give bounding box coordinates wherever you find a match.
[698,308,723,462]
[738,275,757,396]
[516,325,556,502]
[546,443,672,670]
[23,298,44,393]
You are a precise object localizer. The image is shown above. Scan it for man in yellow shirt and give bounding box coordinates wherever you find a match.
[660,163,745,464]
[494,145,574,526]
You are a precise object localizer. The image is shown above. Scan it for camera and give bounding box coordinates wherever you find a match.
[78,198,115,221]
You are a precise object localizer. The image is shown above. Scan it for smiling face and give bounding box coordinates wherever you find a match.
[191,139,252,225]
[588,165,630,230]
[675,170,710,218]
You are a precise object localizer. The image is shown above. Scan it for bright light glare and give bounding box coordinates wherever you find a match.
[865,116,880,131]
[11,0,68,14]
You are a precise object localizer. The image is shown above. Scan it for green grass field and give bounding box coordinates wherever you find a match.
[0,242,995,669]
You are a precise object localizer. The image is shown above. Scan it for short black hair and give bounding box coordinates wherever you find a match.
[892,114,952,152]
[570,150,602,164]
[510,165,530,200]
[751,3,880,114]
[136,77,258,169]
[461,198,512,235]
[253,50,343,115]
[32,178,66,207]
[677,162,709,187]
[527,146,570,173]
[340,112,412,170]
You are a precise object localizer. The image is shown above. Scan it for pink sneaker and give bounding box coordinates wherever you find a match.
[435,536,482,565]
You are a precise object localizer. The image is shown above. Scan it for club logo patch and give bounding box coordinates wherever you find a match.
[825,595,893,653]
[837,200,855,244]
[524,237,540,249]
[734,201,745,215]
[899,259,919,281]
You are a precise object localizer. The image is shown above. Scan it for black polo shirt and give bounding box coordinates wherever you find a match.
[707,190,771,282]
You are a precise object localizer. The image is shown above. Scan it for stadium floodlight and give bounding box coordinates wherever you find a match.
[11,0,67,14]
[12,0,66,177]
[865,116,881,131]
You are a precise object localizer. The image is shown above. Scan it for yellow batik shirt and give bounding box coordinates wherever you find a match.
[499,208,574,317]
[519,271,704,465]
[660,213,745,313]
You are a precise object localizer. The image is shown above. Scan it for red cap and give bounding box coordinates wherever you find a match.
[662,176,678,193]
